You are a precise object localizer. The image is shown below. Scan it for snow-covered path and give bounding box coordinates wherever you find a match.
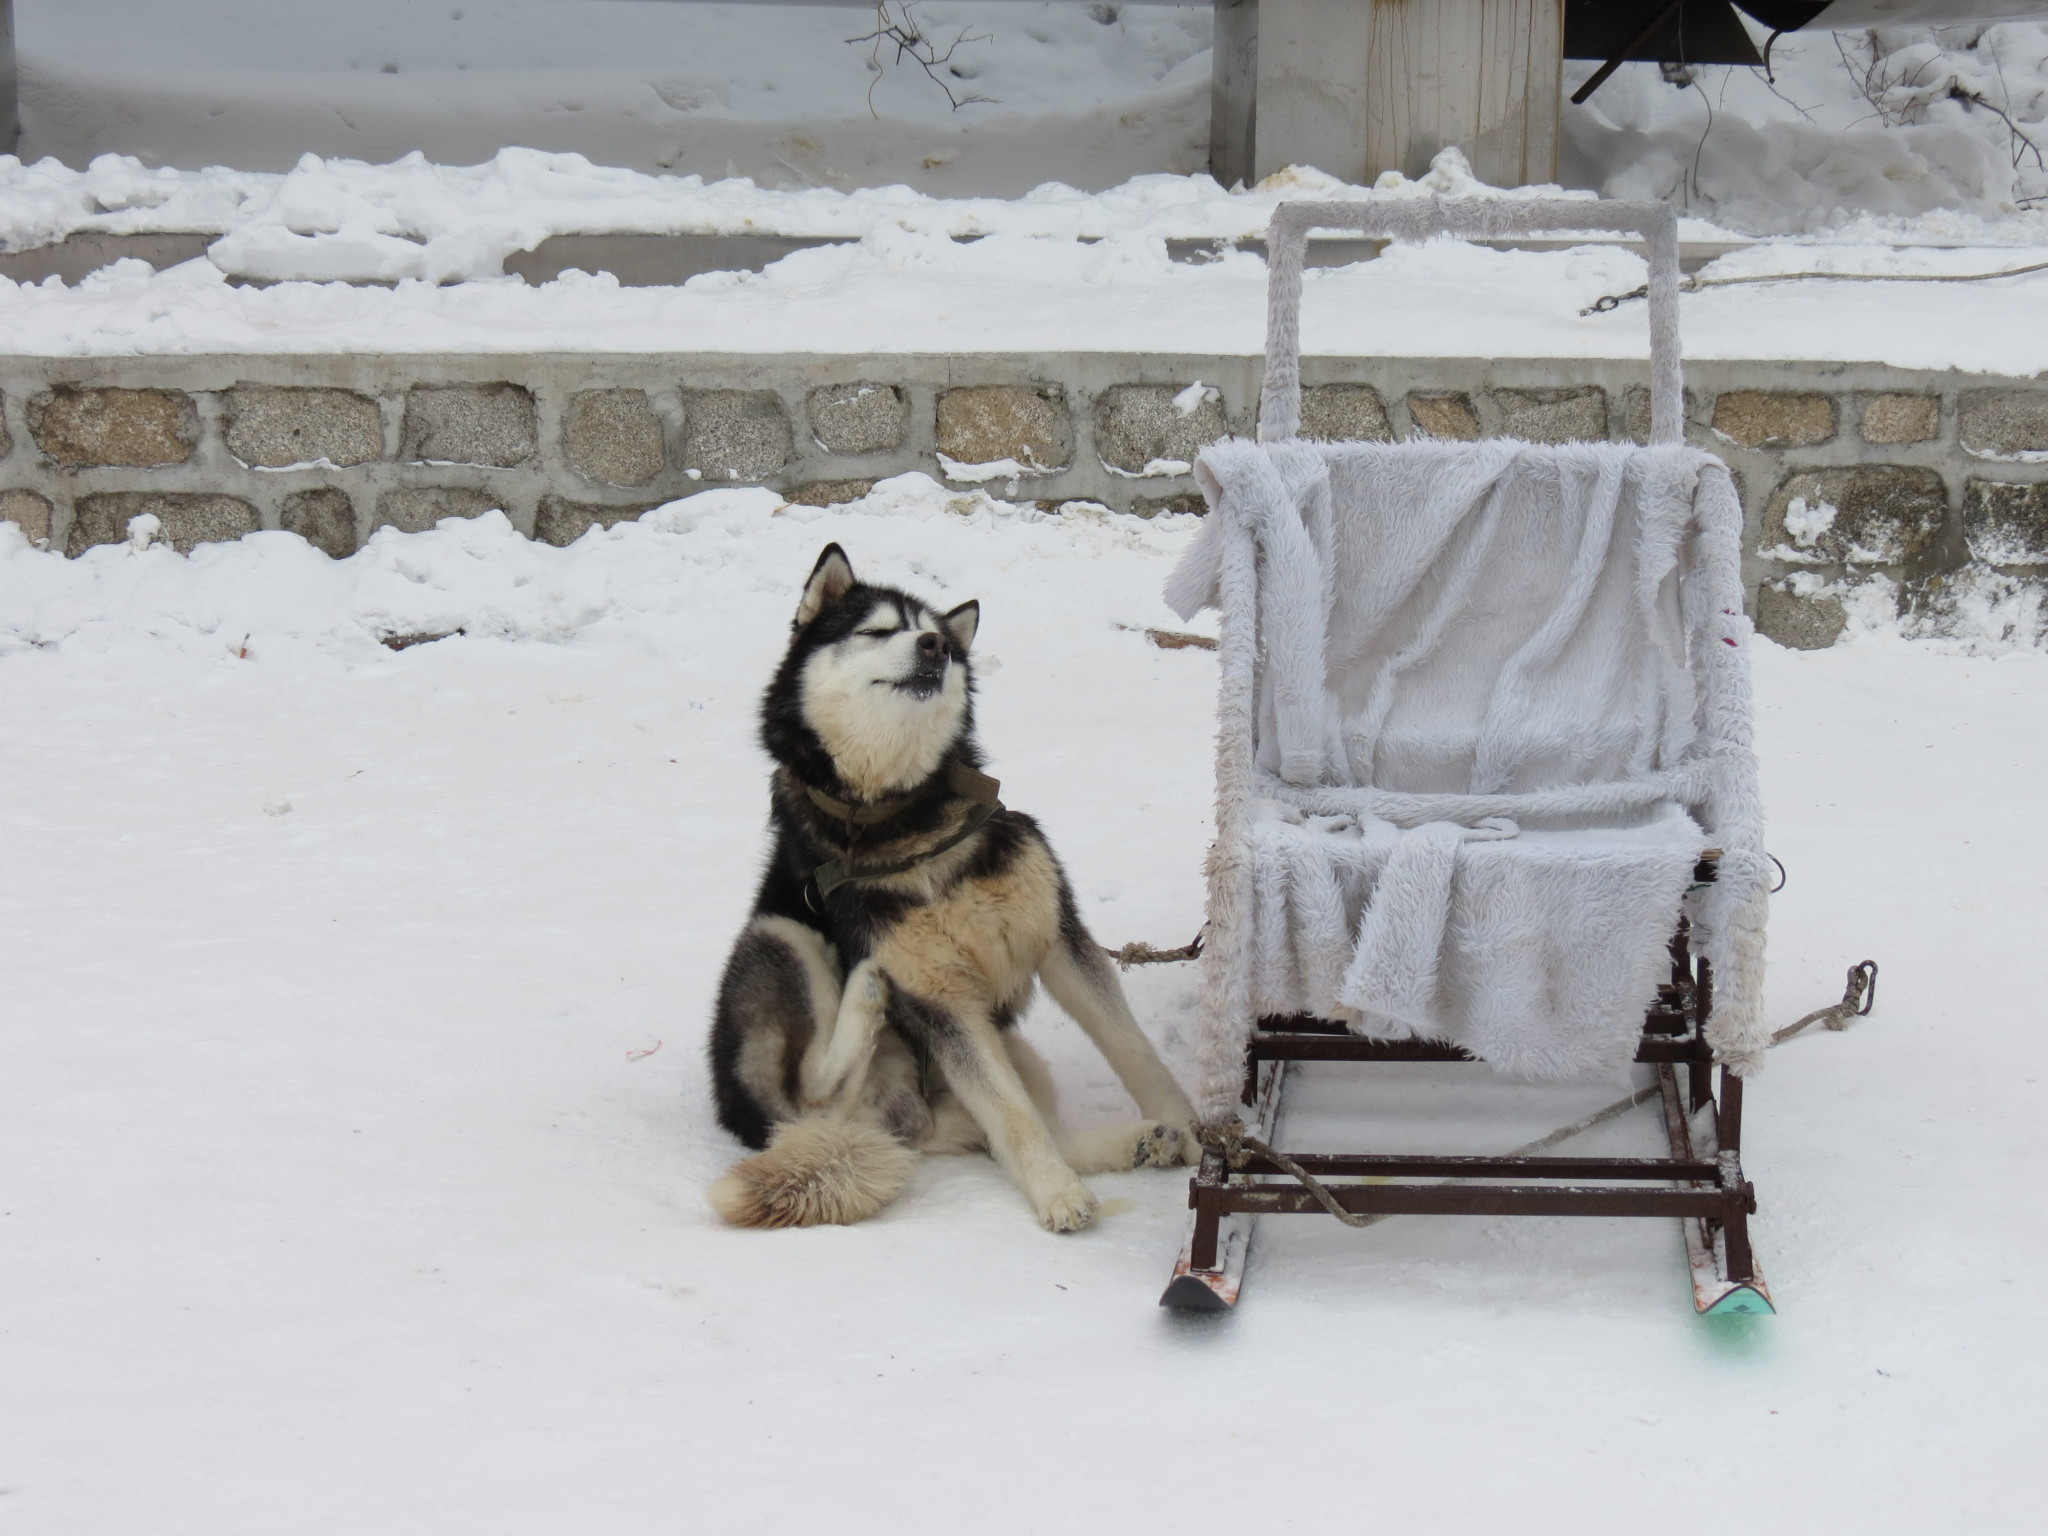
[2,485,2041,1532]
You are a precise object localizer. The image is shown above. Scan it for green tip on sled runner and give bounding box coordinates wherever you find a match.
[1702,1285,1776,1316]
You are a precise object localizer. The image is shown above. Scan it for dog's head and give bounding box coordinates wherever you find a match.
[761,544,980,799]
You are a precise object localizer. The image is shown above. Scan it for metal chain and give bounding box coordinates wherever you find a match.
[1584,262,2048,317]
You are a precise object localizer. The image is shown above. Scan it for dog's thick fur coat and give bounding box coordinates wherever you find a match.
[706,545,1200,1231]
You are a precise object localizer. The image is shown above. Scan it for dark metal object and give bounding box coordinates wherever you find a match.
[1568,0,1767,75]
[1566,1,1849,105]
[1571,0,1689,106]
[1164,867,1771,1313]
[1730,0,1834,31]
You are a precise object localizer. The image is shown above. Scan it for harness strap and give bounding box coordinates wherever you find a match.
[808,760,1003,900]
[804,759,997,826]
[805,784,914,826]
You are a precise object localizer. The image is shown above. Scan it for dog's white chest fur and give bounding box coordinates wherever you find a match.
[800,638,968,799]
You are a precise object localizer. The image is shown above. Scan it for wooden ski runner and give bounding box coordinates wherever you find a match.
[1159,1059,1286,1310]
[1658,1063,1774,1315]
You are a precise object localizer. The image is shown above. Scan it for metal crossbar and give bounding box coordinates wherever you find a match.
[1163,907,1774,1315]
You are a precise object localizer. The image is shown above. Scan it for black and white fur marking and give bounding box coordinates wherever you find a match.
[705,544,1201,1232]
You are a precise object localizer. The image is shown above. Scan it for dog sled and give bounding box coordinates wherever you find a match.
[1159,198,1777,1315]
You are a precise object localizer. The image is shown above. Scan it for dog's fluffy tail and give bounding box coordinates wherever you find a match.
[706,1117,917,1229]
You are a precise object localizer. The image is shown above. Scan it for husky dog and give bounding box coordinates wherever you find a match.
[706,544,1201,1232]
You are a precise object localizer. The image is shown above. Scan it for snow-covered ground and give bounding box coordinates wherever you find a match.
[1564,23,2048,231]
[24,0,2048,231]
[16,0,1214,196]
[3,479,2042,1531]
[15,9,2048,370]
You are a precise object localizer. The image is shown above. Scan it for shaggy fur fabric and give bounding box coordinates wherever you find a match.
[1169,437,1769,1115]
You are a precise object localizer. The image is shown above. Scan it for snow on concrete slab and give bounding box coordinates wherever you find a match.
[12,148,2048,371]
[0,476,2042,1530]
[0,146,1596,271]
[10,215,2048,375]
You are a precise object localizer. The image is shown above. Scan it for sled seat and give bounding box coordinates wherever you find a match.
[1160,198,1772,1314]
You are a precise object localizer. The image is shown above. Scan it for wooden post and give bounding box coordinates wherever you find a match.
[1210,0,1260,190]
[1361,0,1562,186]
[1226,0,1562,190]
[0,0,16,156]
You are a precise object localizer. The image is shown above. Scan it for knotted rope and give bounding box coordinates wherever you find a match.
[1102,933,1204,969]
[1770,960,1878,1046]
[1196,1119,1380,1228]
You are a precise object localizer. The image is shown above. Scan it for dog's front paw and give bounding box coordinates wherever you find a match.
[1036,1179,1100,1234]
[1131,1122,1189,1169]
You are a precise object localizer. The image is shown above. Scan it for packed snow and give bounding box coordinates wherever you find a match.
[16,0,1215,197]
[17,11,2048,371]
[1564,23,2048,231]
[0,143,2045,373]
[25,0,2048,232]
[0,144,1593,277]
[2,478,2043,1531]
[7,7,2048,1525]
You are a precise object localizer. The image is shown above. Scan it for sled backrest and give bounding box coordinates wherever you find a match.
[1257,198,1684,448]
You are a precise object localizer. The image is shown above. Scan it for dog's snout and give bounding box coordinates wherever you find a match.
[916,631,942,658]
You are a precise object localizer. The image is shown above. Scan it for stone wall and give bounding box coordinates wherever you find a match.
[0,351,2042,647]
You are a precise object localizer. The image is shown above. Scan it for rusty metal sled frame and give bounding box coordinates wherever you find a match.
[1161,893,1774,1316]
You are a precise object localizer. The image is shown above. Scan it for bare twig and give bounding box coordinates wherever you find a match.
[847,1,995,116]
[1954,84,2047,175]
[1830,28,2047,199]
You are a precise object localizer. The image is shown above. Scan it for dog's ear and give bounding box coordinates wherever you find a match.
[796,545,856,627]
[940,600,979,654]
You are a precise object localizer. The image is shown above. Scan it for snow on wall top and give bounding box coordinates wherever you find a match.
[3,149,2048,372]
[0,145,1593,275]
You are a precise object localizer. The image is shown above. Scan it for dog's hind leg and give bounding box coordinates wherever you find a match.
[920,1089,987,1154]
[1038,920,1201,1166]
[1002,1032,1189,1175]
[708,932,918,1230]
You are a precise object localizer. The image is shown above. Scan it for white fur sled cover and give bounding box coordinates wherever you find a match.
[1168,436,1769,1115]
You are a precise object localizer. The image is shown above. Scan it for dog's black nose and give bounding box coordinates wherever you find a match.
[917,631,942,658]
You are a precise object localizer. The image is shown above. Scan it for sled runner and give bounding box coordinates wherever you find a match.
[1160,198,1773,1314]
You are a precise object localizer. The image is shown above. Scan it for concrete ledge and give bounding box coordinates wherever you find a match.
[1,349,2042,646]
